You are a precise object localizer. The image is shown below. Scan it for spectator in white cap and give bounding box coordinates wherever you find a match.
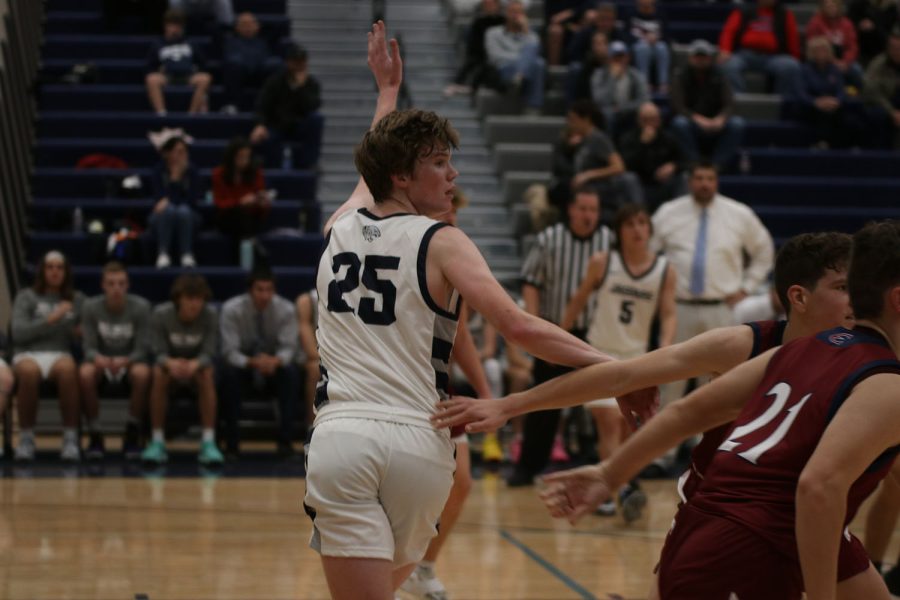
[590,39,650,139]
[670,39,745,169]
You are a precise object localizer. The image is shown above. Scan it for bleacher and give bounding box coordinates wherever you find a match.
[31,0,319,304]
[454,0,900,246]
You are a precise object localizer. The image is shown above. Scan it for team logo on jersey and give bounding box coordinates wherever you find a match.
[828,332,854,346]
[362,225,381,242]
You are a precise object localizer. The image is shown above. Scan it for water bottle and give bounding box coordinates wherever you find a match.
[72,207,84,233]
[738,150,751,175]
[281,145,293,170]
[239,239,254,270]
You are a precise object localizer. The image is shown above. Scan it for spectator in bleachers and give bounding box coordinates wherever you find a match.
[545,99,642,224]
[444,0,505,96]
[294,289,318,439]
[670,39,745,170]
[149,136,202,269]
[626,0,670,93]
[144,9,213,116]
[848,0,898,66]
[103,0,168,34]
[718,0,801,95]
[0,338,13,459]
[143,274,223,465]
[566,2,628,66]
[806,0,864,89]
[11,251,85,462]
[78,262,152,461]
[219,267,300,458]
[791,36,866,148]
[250,43,324,169]
[590,40,650,138]
[220,12,282,114]
[566,30,609,105]
[863,28,900,147]
[485,0,546,114]
[619,102,685,212]
[212,137,271,258]
[546,0,600,66]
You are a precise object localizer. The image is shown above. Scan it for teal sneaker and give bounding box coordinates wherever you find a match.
[198,441,224,465]
[141,440,168,465]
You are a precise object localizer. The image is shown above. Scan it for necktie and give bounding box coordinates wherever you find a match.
[690,207,708,297]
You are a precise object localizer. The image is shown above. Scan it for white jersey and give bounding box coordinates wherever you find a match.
[586,251,668,357]
[315,208,460,418]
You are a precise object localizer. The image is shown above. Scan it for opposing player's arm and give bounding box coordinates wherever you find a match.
[657,263,678,347]
[435,322,757,430]
[324,21,401,235]
[592,348,776,487]
[797,372,900,600]
[432,226,610,368]
[451,304,492,398]
[560,252,607,332]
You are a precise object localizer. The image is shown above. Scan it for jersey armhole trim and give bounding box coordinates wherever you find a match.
[746,321,762,360]
[417,222,461,321]
[825,360,900,425]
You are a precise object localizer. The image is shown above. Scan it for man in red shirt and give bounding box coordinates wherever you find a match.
[718,0,801,95]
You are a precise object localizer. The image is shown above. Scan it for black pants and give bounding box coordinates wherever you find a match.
[513,358,575,478]
[219,363,300,449]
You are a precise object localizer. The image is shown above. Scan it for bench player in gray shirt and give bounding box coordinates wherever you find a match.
[11,251,85,461]
[142,273,223,465]
[78,262,152,460]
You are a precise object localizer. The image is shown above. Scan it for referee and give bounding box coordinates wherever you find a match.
[509,186,613,486]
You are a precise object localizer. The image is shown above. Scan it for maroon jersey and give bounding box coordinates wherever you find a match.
[678,320,787,502]
[691,325,900,562]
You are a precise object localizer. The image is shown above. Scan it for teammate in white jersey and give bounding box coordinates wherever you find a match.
[561,204,677,519]
[303,22,656,600]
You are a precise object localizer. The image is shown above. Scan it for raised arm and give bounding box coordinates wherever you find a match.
[797,373,900,600]
[324,21,402,234]
[560,252,607,331]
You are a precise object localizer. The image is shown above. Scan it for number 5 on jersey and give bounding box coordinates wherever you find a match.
[327,252,400,326]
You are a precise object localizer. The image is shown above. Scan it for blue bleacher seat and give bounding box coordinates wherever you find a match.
[37,111,255,140]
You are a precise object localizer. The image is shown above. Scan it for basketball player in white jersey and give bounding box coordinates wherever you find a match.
[303,23,656,600]
[560,204,676,520]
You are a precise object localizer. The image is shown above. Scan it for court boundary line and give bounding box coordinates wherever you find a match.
[499,528,598,600]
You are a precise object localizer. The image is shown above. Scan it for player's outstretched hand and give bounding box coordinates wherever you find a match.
[539,464,612,525]
[616,386,659,430]
[431,397,506,433]
[367,20,402,92]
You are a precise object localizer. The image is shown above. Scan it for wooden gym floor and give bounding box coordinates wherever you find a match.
[1,466,896,600]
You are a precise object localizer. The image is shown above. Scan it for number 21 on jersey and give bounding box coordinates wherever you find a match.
[718,382,812,464]
[327,252,400,326]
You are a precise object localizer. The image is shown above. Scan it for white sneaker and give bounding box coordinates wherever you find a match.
[181,253,196,268]
[61,438,80,462]
[399,564,448,600]
[220,104,238,115]
[156,253,171,269]
[15,436,36,461]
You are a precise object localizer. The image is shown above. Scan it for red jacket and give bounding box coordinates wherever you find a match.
[805,13,859,66]
[719,6,800,58]
[211,165,266,210]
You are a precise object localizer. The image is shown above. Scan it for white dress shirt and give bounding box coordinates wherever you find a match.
[652,193,774,301]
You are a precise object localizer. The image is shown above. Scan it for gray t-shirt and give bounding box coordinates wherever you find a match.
[81,294,152,363]
[11,288,85,355]
[574,130,616,173]
[150,301,218,367]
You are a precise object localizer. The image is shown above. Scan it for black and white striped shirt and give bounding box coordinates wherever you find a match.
[521,223,612,328]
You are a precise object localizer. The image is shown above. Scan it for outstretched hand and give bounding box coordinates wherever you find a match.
[539,464,613,524]
[367,20,402,92]
[432,397,507,433]
[617,386,659,430]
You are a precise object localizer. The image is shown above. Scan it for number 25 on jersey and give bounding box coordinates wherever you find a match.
[327,252,400,326]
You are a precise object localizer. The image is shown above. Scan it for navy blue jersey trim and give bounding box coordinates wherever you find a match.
[621,252,662,281]
[825,360,900,425]
[358,208,414,221]
[745,320,787,360]
[435,371,450,394]
[432,337,453,362]
[417,222,461,321]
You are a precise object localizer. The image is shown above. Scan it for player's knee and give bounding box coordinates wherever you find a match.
[192,72,212,87]
[53,357,77,381]
[196,367,215,388]
[130,363,151,384]
[14,360,41,383]
[145,72,164,86]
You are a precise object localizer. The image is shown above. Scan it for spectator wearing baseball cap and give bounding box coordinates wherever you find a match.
[590,39,650,139]
[669,39,745,169]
